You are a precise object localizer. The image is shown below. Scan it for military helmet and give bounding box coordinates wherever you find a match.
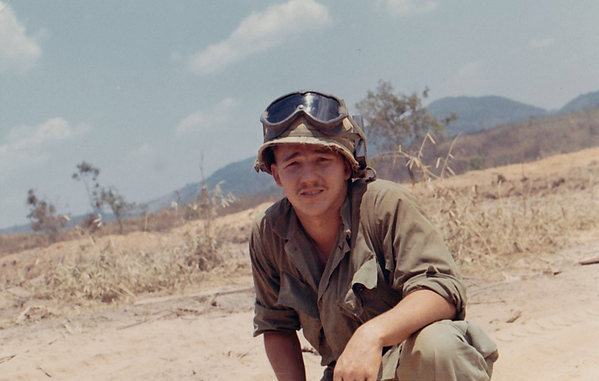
[255,90,368,178]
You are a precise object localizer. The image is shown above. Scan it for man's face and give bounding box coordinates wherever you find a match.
[271,144,351,221]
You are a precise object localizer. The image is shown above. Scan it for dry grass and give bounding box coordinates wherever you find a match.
[1,148,598,325]
[45,243,197,304]
[372,107,599,183]
[0,193,262,258]
[412,153,599,279]
[0,207,257,324]
[0,209,187,257]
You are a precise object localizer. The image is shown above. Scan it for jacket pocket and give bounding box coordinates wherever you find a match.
[339,255,401,323]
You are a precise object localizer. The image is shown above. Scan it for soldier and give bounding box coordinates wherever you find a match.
[250,90,498,381]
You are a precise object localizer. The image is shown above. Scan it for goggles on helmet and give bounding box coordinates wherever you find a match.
[260,90,349,141]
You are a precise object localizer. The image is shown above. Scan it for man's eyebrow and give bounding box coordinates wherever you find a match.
[278,146,336,163]
[279,151,301,163]
[313,147,335,154]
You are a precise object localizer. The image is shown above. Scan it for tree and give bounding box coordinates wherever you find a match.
[72,161,103,213]
[101,187,134,234]
[26,189,67,243]
[356,81,455,151]
[72,161,105,233]
[355,81,456,181]
[72,161,136,234]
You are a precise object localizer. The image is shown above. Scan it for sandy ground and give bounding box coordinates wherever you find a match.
[2,148,599,381]
[1,239,599,381]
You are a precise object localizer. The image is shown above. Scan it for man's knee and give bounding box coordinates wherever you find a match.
[404,321,464,359]
[396,320,498,381]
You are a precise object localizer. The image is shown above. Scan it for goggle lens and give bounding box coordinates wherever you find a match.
[261,91,348,140]
[265,92,343,125]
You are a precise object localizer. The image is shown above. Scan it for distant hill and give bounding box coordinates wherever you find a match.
[559,90,599,114]
[3,91,598,235]
[143,156,278,212]
[427,95,549,135]
[149,93,599,211]
[418,106,599,179]
[0,157,277,235]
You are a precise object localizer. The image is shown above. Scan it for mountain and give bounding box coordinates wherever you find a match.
[559,90,599,114]
[3,91,597,235]
[143,156,278,212]
[427,95,549,135]
[0,157,277,235]
[148,92,599,211]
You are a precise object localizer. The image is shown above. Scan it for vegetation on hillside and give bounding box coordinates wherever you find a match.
[2,83,599,314]
[373,106,599,184]
[25,189,68,244]
[355,80,456,182]
[1,148,597,316]
[2,125,599,319]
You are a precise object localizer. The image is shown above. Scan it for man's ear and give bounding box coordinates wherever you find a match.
[344,160,352,181]
[271,164,283,187]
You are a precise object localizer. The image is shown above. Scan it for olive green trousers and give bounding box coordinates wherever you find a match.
[322,320,498,381]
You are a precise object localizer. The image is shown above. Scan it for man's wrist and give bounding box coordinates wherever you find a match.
[356,320,386,349]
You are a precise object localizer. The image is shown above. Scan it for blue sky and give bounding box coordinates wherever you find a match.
[1,0,598,229]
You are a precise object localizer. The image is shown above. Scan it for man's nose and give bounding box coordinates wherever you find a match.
[299,162,319,182]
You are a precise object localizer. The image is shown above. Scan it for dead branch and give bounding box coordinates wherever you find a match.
[133,285,254,306]
[0,336,59,364]
[580,255,599,266]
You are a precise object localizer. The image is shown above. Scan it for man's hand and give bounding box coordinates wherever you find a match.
[333,324,382,381]
[333,290,457,381]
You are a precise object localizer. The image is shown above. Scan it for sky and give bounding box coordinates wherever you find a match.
[1,0,598,230]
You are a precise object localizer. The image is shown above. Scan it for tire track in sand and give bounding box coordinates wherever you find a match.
[491,304,599,381]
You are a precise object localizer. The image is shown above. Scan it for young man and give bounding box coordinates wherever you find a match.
[251,91,498,381]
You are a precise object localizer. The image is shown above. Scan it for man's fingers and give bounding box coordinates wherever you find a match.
[333,369,377,381]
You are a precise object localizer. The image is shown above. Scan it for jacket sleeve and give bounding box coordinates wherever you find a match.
[250,213,301,336]
[366,183,467,320]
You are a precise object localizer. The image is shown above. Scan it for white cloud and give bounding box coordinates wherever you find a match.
[127,143,169,173]
[377,0,438,17]
[438,60,489,97]
[0,118,91,179]
[530,37,556,48]
[176,98,239,137]
[186,0,331,75]
[130,144,154,157]
[0,1,43,73]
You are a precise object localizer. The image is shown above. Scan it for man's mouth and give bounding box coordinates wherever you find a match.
[299,188,323,197]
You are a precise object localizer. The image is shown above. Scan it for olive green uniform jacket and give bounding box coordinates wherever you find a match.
[250,179,467,369]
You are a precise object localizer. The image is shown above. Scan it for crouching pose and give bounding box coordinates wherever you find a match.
[250,90,498,381]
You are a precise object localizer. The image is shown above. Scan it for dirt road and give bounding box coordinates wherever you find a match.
[2,239,598,381]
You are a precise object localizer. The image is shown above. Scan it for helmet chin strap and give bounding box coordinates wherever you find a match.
[347,114,368,171]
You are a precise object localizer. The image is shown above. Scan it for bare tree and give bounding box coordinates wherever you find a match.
[72,161,103,213]
[26,189,67,243]
[101,186,135,234]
